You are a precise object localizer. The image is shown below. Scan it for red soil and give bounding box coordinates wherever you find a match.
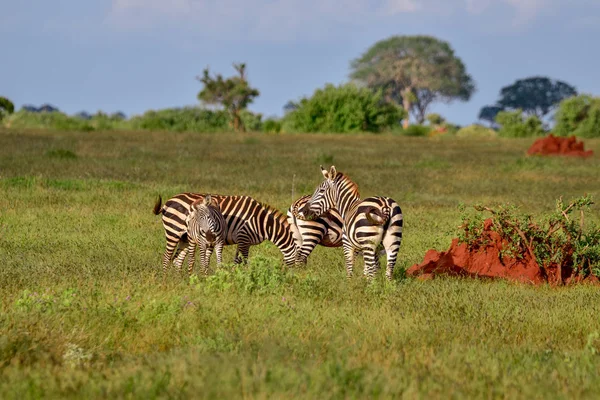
[407,219,599,286]
[527,134,593,157]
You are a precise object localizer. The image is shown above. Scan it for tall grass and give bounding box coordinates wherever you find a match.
[1,128,599,398]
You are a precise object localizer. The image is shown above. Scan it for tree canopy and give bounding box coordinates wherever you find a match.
[197,63,259,132]
[0,96,15,121]
[350,35,476,125]
[497,77,577,118]
[478,105,504,127]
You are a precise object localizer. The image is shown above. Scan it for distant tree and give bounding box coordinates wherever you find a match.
[283,101,298,114]
[111,111,127,121]
[350,35,476,126]
[478,105,504,128]
[497,77,577,119]
[75,111,92,120]
[0,96,15,121]
[197,63,260,132]
[38,104,60,113]
[425,113,445,125]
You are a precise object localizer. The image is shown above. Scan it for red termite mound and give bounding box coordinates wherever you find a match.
[407,219,599,286]
[527,134,593,157]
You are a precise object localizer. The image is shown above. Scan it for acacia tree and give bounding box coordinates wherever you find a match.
[197,63,259,132]
[0,96,15,121]
[350,35,475,126]
[497,77,577,119]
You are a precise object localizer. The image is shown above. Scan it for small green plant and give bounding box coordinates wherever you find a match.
[458,196,600,281]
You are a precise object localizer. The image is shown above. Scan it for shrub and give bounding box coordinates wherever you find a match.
[4,111,95,131]
[425,113,444,125]
[126,107,230,132]
[262,118,282,133]
[283,83,405,133]
[495,109,544,138]
[455,124,496,138]
[397,124,431,137]
[0,96,15,121]
[554,95,600,138]
[459,196,600,280]
[239,110,263,132]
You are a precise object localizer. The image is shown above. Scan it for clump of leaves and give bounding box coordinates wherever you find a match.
[458,195,600,280]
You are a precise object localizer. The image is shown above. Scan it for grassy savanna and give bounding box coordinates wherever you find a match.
[1,128,600,399]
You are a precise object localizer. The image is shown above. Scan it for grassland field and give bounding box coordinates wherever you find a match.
[1,128,600,399]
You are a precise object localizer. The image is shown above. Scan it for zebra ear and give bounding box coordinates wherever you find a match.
[320,165,329,179]
[329,166,337,178]
[191,198,202,211]
[204,194,212,206]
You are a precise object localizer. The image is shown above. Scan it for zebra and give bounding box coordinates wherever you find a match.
[286,195,343,265]
[185,194,227,275]
[301,166,403,280]
[153,193,300,274]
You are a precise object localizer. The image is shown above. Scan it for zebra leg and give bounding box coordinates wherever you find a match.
[362,246,379,279]
[382,209,403,280]
[215,241,224,268]
[342,240,355,278]
[162,238,181,275]
[234,242,251,265]
[185,242,197,276]
[203,244,214,275]
[382,234,402,281]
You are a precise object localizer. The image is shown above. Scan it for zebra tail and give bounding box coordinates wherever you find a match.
[152,195,163,215]
[365,207,386,226]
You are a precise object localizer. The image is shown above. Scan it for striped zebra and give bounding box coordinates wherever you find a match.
[287,195,343,265]
[185,194,227,275]
[301,166,403,280]
[153,193,300,273]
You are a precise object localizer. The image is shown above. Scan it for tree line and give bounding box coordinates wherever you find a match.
[1,35,598,137]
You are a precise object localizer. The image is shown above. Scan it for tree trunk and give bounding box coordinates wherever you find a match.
[402,90,411,128]
[232,108,244,132]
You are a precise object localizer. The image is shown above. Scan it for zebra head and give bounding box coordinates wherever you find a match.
[301,165,338,220]
[188,194,220,246]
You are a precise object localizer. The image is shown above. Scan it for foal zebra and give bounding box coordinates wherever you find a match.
[301,166,403,280]
[287,195,343,265]
[153,193,300,273]
[185,194,226,275]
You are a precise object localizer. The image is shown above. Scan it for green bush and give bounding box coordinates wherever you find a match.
[455,124,496,138]
[283,83,405,133]
[0,96,15,121]
[425,113,444,125]
[554,95,600,138]
[4,111,95,131]
[495,109,544,138]
[126,107,230,132]
[396,124,431,137]
[239,110,263,132]
[262,118,282,133]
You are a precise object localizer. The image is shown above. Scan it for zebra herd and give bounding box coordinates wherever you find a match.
[153,166,404,279]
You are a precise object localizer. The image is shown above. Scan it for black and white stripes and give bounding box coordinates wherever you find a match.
[153,193,300,274]
[302,166,403,280]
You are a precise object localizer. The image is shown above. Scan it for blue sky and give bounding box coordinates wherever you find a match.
[2,0,599,125]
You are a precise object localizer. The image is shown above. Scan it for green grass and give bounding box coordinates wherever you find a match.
[1,128,600,399]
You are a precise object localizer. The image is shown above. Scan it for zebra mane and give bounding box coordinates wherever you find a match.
[333,172,360,198]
